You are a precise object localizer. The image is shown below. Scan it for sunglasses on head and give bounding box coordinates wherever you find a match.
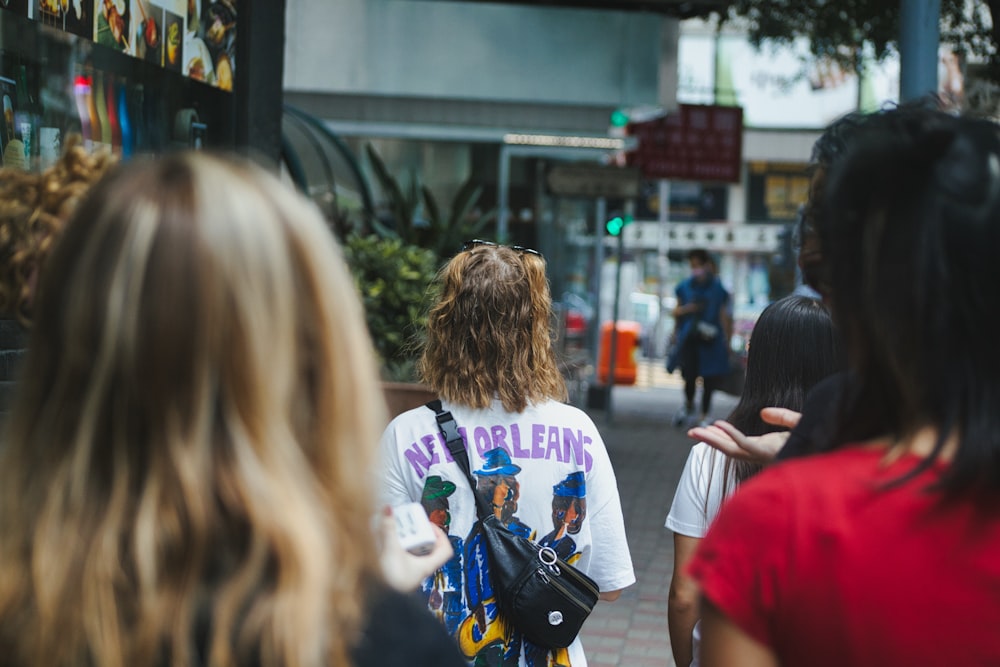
[461,239,542,257]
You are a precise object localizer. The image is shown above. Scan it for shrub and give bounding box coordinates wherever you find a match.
[343,234,439,382]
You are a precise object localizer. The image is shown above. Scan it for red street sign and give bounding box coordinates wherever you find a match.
[626,104,743,183]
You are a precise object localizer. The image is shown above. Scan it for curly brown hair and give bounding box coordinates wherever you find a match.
[418,244,567,412]
[0,136,116,325]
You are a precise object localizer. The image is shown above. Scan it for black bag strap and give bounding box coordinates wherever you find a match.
[426,400,491,521]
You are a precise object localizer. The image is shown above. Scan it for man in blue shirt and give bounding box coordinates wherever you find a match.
[666,249,732,427]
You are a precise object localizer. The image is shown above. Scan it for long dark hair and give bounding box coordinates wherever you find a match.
[822,107,1000,498]
[710,295,841,499]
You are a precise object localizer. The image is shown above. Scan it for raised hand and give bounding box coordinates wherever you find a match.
[686,407,802,464]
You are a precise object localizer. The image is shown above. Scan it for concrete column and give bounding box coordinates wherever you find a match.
[236,0,287,166]
[658,17,680,113]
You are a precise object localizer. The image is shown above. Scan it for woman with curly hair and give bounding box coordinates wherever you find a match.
[0,138,116,419]
[0,136,116,325]
[0,152,464,667]
[380,240,635,666]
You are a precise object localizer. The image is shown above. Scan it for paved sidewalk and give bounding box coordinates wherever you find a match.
[579,383,738,667]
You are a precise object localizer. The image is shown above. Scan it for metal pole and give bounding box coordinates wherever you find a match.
[899,0,941,102]
[655,178,671,360]
[605,199,634,423]
[590,197,606,381]
[497,144,511,242]
[605,231,624,422]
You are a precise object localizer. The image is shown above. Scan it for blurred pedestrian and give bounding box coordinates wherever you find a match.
[690,107,1000,666]
[0,152,464,667]
[666,248,732,427]
[380,239,635,666]
[666,295,839,667]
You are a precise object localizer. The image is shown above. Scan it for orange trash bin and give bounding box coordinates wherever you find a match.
[597,320,641,386]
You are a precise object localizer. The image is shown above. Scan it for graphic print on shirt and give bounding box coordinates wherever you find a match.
[442,448,579,667]
[420,475,466,636]
[539,472,586,565]
[401,422,596,481]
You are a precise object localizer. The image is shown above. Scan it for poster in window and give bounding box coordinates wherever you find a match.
[130,0,164,65]
[96,0,130,51]
[33,0,92,37]
[29,0,233,90]
[192,0,234,91]
[162,8,183,71]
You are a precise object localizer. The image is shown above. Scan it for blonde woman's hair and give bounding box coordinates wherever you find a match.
[419,244,567,412]
[0,152,387,667]
[0,135,116,325]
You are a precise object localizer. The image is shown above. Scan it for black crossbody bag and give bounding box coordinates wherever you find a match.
[426,400,600,650]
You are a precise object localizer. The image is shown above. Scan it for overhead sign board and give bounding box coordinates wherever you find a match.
[616,221,783,252]
[626,104,743,183]
[546,164,641,199]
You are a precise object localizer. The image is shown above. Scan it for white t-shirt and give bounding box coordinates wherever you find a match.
[665,442,731,538]
[381,398,635,667]
[665,442,733,667]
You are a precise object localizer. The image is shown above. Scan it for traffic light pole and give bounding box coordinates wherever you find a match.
[605,230,624,423]
[590,197,607,381]
[604,199,634,424]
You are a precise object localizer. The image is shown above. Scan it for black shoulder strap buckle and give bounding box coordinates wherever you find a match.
[425,401,483,513]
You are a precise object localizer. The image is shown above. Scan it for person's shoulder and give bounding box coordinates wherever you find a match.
[687,441,719,470]
[804,371,851,404]
[520,399,596,426]
[352,586,466,667]
[743,446,882,503]
[385,402,438,431]
[380,404,441,455]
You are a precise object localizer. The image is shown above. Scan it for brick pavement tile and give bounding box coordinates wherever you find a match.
[628,619,668,634]
[584,627,630,639]
[579,386,739,667]
[590,652,622,665]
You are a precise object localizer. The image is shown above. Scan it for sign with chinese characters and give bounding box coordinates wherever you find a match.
[626,104,743,183]
[546,163,641,199]
[620,221,783,253]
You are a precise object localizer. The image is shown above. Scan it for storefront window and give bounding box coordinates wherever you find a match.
[0,1,237,171]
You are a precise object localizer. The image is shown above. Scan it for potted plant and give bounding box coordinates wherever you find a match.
[342,232,439,416]
[364,143,495,258]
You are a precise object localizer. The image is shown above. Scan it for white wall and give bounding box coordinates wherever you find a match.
[284,0,665,107]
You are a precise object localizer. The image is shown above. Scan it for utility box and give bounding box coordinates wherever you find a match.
[597,320,641,386]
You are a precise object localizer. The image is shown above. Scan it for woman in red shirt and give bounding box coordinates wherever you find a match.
[689,107,1000,666]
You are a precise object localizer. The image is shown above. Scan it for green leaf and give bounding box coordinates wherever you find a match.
[421,184,443,233]
[342,233,438,382]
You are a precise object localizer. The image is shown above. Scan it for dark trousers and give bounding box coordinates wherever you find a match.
[683,373,719,416]
[680,336,718,415]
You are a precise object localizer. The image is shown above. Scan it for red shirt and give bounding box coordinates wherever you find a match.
[688,446,1000,666]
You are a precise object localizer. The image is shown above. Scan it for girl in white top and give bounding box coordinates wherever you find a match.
[665,295,840,667]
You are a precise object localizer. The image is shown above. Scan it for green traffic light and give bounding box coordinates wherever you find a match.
[610,109,629,128]
[606,214,634,236]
